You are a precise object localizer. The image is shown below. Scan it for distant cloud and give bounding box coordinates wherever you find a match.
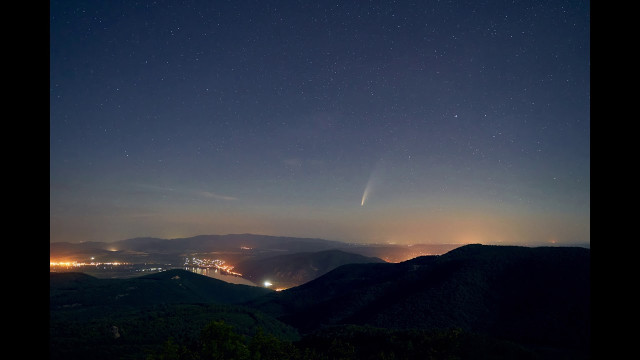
[283,158,302,167]
[198,191,238,201]
[135,184,175,192]
[135,183,237,201]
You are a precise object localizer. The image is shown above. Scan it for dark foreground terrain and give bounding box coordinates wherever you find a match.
[50,244,590,359]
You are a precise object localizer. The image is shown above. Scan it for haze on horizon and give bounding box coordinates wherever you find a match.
[50,1,589,247]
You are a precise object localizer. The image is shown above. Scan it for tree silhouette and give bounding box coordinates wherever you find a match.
[199,320,250,360]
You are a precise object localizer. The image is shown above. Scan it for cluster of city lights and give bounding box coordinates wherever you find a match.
[138,267,163,272]
[184,257,225,267]
[184,257,242,277]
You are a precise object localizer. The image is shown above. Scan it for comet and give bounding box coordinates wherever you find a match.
[361,158,385,207]
[361,182,372,206]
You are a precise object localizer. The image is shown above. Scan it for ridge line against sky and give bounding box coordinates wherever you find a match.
[50,0,589,245]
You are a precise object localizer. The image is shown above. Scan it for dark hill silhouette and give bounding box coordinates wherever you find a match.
[50,269,272,310]
[48,272,102,291]
[234,249,386,288]
[248,244,590,357]
[50,270,301,360]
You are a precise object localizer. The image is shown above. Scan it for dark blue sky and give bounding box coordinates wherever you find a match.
[50,0,589,245]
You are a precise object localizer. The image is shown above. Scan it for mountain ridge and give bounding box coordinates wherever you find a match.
[50,233,466,263]
[50,268,273,309]
[247,244,590,356]
[235,249,386,288]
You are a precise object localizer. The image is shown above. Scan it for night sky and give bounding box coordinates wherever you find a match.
[50,0,590,246]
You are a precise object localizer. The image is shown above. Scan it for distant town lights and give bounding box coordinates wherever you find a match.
[50,261,127,267]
